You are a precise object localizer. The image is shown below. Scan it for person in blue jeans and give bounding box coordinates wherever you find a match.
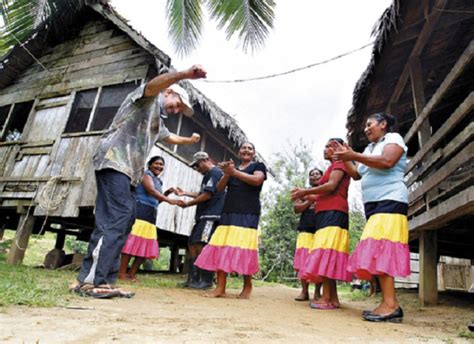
[71,65,207,298]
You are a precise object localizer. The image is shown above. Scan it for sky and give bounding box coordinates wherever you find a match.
[110,0,392,206]
[110,0,391,158]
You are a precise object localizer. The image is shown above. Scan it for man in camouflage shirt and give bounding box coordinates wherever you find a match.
[74,65,206,297]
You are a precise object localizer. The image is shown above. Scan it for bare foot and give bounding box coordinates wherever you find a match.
[127,275,138,283]
[295,292,309,301]
[313,293,321,301]
[237,286,252,299]
[204,288,226,298]
[118,274,128,280]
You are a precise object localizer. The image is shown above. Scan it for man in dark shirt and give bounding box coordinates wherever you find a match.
[175,151,225,289]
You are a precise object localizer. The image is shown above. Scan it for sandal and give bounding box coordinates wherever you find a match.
[294,295,309,301]
[73,283,121,299]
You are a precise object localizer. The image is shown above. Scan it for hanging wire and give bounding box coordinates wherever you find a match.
[198,42,374,83]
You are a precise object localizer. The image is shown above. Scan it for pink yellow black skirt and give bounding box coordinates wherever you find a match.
[293,231,314,272]
[121,202,159,259]
[348,200,410,280]
[298,210,351,283]
[195,213,259,275]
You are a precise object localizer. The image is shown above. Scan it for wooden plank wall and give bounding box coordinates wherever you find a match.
[0,19,153,106]
[0,18,154,218]
[151,145,202,237]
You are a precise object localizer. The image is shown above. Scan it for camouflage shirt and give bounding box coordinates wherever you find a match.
[93,84,170,186]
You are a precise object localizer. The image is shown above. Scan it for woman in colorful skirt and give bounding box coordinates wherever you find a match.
[291,138,351,310]
[195,142,267,299]
[332,113,409,323]
[293,167,323,301]
[119,156,178,281]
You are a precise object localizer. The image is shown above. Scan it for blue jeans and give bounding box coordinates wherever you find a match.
[77,169,136,286]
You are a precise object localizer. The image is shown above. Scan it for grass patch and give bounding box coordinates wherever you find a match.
[0,263,76,307]
[458,327,474,339]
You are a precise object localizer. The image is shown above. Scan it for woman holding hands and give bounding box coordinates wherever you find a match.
[291,138,351,310]
[332,113,410,323]
[195,142,267,299]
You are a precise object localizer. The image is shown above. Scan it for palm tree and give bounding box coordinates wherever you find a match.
[0,0,276,57]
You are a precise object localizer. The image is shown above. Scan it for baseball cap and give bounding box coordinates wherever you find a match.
[168,84,194,117]
[189,151,209,167]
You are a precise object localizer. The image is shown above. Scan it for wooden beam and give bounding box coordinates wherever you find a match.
[419,230,438,306]
[409,186,474,232]
[404,41,474,144]
[385,0,448,111]
[409,141,474,202]
[406,121,474,187]
[409,57,431,146]
[406,92,474,173]
[6,209,36,264]
[0,176,80,182]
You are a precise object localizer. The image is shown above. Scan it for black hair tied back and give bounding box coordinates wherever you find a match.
[369,113,396,132]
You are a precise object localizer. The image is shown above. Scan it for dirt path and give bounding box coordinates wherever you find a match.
[1,285,472,343]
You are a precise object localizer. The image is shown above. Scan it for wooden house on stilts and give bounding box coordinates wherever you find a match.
[0,1,249,269]
[346,0,473,305]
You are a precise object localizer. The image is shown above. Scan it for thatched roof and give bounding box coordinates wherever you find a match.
[346,0,474,153]
[0,0,248,147]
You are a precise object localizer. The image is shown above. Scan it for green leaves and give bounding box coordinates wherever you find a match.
[166,0,275,56]
[207,0,275,53]
[0,0,85,57]
[166,0,204,57]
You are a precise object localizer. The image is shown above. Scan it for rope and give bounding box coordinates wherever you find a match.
[37,176,71,235]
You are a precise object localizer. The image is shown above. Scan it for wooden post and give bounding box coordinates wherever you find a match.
[409,57,431,146]
[169,245,180,273]
[419,230,438,306]
[0,223,5,241]
[6,210,35,265]
[55,231,66,250]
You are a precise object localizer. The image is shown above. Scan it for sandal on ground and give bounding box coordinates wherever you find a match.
[310,302,338,310]
[73,283,121,299]
[294,295,309,301]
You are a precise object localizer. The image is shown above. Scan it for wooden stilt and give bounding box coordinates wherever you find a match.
[6,211,35,265]
[419,230,438,306]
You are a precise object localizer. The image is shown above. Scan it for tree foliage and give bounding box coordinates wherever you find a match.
[259,141,323,283]
[0,0,276,58]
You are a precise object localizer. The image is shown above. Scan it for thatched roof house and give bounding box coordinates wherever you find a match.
[346,0,473,304]
[0,1,252,267]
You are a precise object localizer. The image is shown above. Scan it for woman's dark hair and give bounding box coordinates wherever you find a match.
[329,138,344,145]
[368,113,396,132]
[309,168,323,176]
[147,156,165,168]
[239,141,255,150]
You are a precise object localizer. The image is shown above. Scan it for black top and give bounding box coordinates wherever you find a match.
[297,203,318,231]
[196,166,226,220]
[222,162,267,215]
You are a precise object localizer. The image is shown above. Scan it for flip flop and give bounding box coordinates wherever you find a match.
[310,302,338,310]
[88,287,122,299]
[294,295,309,301]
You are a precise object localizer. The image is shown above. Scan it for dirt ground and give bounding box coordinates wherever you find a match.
[1,285,473,343]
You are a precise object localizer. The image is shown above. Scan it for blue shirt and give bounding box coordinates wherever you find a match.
[357,133,408,204]
[136,170,163,207]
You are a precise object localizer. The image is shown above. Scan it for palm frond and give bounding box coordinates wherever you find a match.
[0,0,86,57]
[207,0,275,53]
[166,0,204,57]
